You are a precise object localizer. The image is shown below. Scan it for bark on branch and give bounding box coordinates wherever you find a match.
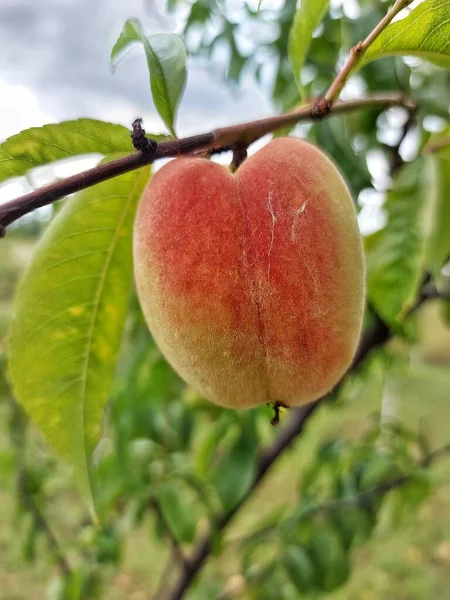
[0,93,415,232]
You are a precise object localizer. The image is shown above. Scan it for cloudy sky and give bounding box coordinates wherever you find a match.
[0,0,282,212]
[0,0,272,139]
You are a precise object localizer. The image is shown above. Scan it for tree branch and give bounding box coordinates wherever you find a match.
[324,0,414,102]
[0,93,415,232]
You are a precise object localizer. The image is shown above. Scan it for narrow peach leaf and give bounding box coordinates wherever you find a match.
[0,119,133,185]
[288,0,330,98]
[9,163,150,511]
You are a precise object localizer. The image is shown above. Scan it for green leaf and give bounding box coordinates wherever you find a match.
[308,525,350,592]
[330,506,374,549]
[400,470,432,510]
[194,414,231,478]
[312,118,372,195]
[366,160,431,325]
[184,1,213,33]
[424,150,450,277]
[111,19,187,137]
[22,520,39,562]
[359,454,396,490]
[361,0,450,70]
[158,482,197,543]
[282,546,318,593]
[288,0,330,98]
[214,419,258,511]
[9,163,150,512]
[0,119,133,186]
[60,565,103,600]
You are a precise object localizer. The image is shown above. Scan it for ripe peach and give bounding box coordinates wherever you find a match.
[133,138,365,409]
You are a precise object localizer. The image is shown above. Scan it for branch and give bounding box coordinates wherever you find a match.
[0,93,415,232]
[324,0,414,102]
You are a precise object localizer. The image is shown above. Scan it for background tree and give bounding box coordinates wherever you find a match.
[1,0,450,598]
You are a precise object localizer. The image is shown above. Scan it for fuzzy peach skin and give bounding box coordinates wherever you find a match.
[133,137,365,409]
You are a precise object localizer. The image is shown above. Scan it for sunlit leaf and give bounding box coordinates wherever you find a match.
[361,0,450,70]
[111,19,187,137]
[365,160,432,325]
[9,161,150,511]
[0,119,132,185]
[288,0,330,98]
[424,139,450,277]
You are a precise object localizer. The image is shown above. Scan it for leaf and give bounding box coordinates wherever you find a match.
[359,454,397,490]
[308,525,350,592]
[111,19,187,137]
[282,546,318,593]
[366,159,431,326]
[400,470,432,510]
[214,418,258,511]
[361,0,450,70]
[158,482,197,543]
[0,119,133,186]
[312,118,372,196]
[424,148,450,277]
[288,0,330,98]
[194,415,231,478]
[9,162,150,512]
[330,506,374,549]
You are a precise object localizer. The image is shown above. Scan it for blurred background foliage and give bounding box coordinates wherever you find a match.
[1,0,450,599]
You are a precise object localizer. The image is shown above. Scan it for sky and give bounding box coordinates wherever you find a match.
[0,0,279,211]
[0,0,271,139]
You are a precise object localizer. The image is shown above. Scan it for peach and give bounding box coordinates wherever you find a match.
[133,138,365,409]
